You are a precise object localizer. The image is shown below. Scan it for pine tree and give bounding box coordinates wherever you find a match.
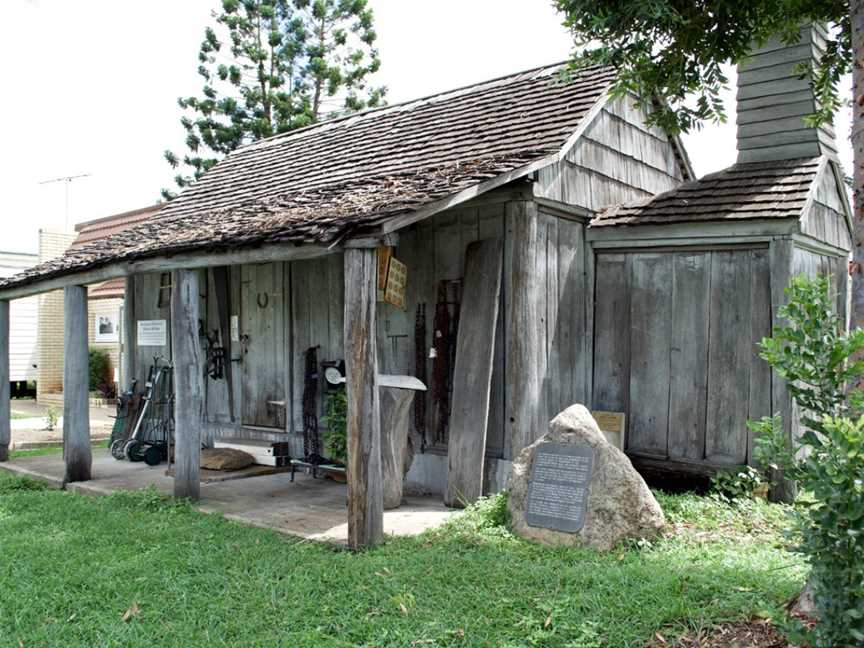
[163,0,385,199]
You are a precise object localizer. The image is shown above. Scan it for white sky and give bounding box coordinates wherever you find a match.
[0,0,853,255]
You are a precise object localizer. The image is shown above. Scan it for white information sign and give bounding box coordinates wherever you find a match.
[230,315,240,342]
[137,320,167,347]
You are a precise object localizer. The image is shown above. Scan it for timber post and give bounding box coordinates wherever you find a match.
[121,274,136,389]
[343,246,384,549]
[505,200,543,457]
[63,285,91,482]
[171,269,204,500]
[0,300,9,462]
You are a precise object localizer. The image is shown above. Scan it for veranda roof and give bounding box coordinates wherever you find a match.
[2,63,616,292]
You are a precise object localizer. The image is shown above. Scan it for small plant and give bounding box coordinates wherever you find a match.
[751,275,864,647]
[89,347,114,398]
[321,390,348,464]
[44,406,59,432]
[709,466,767,502]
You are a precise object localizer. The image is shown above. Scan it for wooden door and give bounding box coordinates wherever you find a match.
[240,263,286,428]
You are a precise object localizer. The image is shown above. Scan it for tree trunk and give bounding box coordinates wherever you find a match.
[851,0,864,330]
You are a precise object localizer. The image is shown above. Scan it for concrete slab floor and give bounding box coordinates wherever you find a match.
[0,449,456,545]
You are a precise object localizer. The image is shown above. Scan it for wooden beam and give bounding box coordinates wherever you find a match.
[768,237,797,503]
[445,239,503,507]
[171,269,204,500]
[120,274,136,390]
[63,285,91,483]
[505,201,543,456]
[0,243,332,301]
[0,300,9,462]
[343,247,383,549]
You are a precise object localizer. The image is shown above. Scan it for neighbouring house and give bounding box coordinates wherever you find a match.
[0,250,38,397]
[0,25,851,547]
[35,229,76,406]
[35,205,162,407]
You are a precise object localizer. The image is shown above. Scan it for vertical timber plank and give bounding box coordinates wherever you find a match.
[627,254,672,457]
[668,252,711,461]
[171,269,204,500]
[344,247,383,549]
[121,275,136,391]
[748,249,772,464]
[445,239,503,506]
[769,238,796,501]
[505,200,542,457]
[591,254,630,416]
[479,206,506,457]
[63,285,91,483]
[705,251,752,465]
[0,300,9,461]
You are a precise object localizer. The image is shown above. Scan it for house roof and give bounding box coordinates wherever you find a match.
[72,204,162,249]
[0,62,616,292]
[71,204,162,300]
[590,157,822,227]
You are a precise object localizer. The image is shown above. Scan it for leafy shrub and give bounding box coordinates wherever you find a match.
[44,406,59,431]
[709,466,767,502]
[321,390,347,464]
[88,347,114,397]
[751,275,864,647]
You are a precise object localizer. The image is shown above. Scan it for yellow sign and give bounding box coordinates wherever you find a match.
[384,257,408,310]
[377,247,393,291]
[591,410,625,450]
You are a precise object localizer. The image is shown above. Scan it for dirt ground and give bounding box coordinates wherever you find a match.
[646,615,815,648]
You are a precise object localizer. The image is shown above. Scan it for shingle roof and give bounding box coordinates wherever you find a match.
[1,63,616,292]
[72,204,162,250]
[591,157,821,227]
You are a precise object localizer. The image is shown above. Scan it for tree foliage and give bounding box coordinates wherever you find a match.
[751,276,864,647]
[163,0,384,199]
[553,0,851,134]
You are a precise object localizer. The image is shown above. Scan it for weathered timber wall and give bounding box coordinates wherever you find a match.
[535,96,686,212]
[800,163,853,252]
[592,246,773,469]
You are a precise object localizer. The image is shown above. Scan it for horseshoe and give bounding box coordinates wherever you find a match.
[256,292,269,309]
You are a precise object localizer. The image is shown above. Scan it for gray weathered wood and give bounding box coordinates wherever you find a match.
[668,252,711,461]
[380,387,416,510]
[505,201,543,457]
[445,239,503,507]
[121,274,136,390]
[478,206,506,457]
[344,247,383,549]
[627,254,672,457]
[171,269,204,500]
[240,263,285,428]
[591,254,630,415]
[0,242,331,302]
[0,300,9,461]
[747,250,772,464]
[705,251,752,465]
[63,285,91,483]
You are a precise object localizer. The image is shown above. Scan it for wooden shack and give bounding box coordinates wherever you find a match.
[0,35,850,547]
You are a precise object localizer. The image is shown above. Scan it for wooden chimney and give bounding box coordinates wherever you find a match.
[736,23,839,163]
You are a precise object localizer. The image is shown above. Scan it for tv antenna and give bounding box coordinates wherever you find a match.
[38,173,91,231]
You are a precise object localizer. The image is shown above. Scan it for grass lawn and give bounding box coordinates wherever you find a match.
[10,411,33,420]
[0,472,805,648]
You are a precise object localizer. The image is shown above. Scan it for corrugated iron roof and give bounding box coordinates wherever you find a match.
[591,157,821,227]
[0,63,616,291]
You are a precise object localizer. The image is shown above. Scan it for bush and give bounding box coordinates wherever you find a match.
[751,275,864,647]
[321,390,347,464]
[88,347,113,397]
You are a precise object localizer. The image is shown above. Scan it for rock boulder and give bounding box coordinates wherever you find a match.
[508,405,665,551]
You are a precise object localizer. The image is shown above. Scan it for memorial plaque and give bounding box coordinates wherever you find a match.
[525,443,594,533]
